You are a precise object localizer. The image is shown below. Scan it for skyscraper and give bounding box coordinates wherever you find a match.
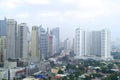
[39,26,48,60]
[31,26,39,62]
[17,23,30,60]
[64,38,71,51]
[74,28,112,60]
[6,19,17,59]
[51,27,60,54]
[0,36,6,63]
[48,34,53,57]
[101,29,111,60]
[52,35,56,55]
[89,29,112,60]
[90,31,101,57]
[0,18,7,36]
[74,28,85,57]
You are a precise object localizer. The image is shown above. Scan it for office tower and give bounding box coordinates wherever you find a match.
[48,35,53,57]
[74,28,85,57]
[90,31,101,57]
[64,38,71,51]
[6,19,17,59]
[51,27,60,54]
[74,28,112,60]
[31,26,39,62]
[85,32,91,56]
[39,26,48,60]
[0,18,7,36]
[89,29,112,60]
[0,36,6,63]
[101,29,111,60]
[17,23,30,60]
[52,35,56,55]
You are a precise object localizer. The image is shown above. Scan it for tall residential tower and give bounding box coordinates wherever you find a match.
[6,19,17,59]
[17,23,30,61]
[51,27,60,54]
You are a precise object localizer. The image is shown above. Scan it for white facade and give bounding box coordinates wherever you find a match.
[74,28,112,60]
[0,68,8,80]
[64,38,71,51]
[75,28,85,57]
[85,32,91,56]
[17,23,30,60]
[101,29,111,60]
[6,19,17,59]
[51,27,60,54]
[90,31,101,57]
[52,35,56,55]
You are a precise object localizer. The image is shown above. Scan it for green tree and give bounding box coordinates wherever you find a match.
[58,69,64,74]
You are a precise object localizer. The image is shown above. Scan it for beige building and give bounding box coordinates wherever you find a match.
[31,26,39,62]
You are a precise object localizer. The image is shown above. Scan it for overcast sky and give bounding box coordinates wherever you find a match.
[0,0,120,41]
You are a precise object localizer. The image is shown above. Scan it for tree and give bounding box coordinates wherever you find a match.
[58,69,64,74]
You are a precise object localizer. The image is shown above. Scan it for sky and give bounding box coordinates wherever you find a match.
[0,0,120,41]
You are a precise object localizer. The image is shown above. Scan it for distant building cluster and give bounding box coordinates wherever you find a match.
[74,28,113,60]
[0,18,60,64]
[0,18,114,65]
[0,17,115,80]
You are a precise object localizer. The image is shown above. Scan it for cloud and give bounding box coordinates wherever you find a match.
[15,13,30,19]
[57,0,120,20]
[0,0,22,9]
[24,0,50,5]
[0,0,50,10]
[37,11,61,17]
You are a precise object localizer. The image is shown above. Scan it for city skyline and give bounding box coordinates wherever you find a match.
[0,0,120,40]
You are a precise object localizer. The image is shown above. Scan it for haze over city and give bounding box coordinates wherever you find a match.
[0,0,120,40]
[1,0,120,80]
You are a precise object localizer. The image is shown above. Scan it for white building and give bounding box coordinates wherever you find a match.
[64,38,71,51]
[101,29,112,60]
[0,68,8,80]
[74,28,112,60]
[51,27,60,54]
[52,35,56,55]
[17,23,30,61]
[90,31,101,57]
[74,28,85,57]
[6,19,17,59]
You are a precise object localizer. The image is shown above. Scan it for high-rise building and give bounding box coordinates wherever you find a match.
[51,27,60,54]
[0,18,7,36]
[64,38,71,51]
[85,32,91,56]
[101,29,111,60]
[48,35,53,57]
[17,23,30,60]
[52,35,56,55]
[39,26,48,60]
[89,29,112,60]
[74,28,112,60]
[6,19,17,59]
[31,26,39,62]
[0,36,6,63]
[74,28,85,57]
[90,31,101,57]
